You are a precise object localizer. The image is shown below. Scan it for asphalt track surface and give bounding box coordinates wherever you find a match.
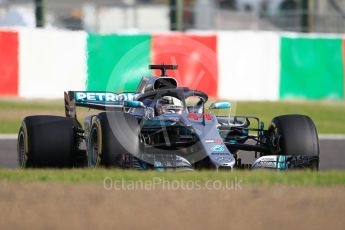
[0,135,344,170]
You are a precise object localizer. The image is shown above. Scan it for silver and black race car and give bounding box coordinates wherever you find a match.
[17,65,320,170]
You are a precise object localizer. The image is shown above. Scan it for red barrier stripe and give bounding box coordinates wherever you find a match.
[151,33,218,97]
[0,31,19,96]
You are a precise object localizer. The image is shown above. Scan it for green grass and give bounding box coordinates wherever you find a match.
[0,119,22,134]
[0,100,62,110]
[233,101,345,134]
[0,169,344,186]
[0,99,345,134]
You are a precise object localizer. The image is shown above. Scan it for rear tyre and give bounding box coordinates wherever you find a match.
[17,116,77,168]
[269,114,319,169]
[87,112,140,167]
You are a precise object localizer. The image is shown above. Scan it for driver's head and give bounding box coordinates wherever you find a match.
[156,96,183,115]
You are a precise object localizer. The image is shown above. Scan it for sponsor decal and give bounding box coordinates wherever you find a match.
[211,145,225,152]
[187,113,213,121]
[277,155,287,169]
[252,156,279,169]
[211,152,229,156]
[205,139,222,143]
[164,116,180,122]
[75,92,136,102]
[263,157,276,162]
[211,152,233,163]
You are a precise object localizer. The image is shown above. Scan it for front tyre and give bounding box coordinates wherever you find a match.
[86,112,140,168]
[87,118,102,167]
[269,114,320,169]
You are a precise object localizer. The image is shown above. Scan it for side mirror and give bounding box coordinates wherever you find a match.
[209,102,231,110]
[124,101,145,108]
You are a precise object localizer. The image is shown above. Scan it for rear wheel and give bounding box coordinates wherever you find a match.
[17,116,77,168]
[269,114,319,169]
[87,112,140,167]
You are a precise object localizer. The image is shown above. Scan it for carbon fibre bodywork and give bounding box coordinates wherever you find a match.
[63,65,319,170]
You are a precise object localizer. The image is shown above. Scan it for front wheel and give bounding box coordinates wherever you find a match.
[86,112,140,168]
[268,114,319,169]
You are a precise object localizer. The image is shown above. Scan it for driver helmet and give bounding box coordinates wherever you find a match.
[156,96,183,115]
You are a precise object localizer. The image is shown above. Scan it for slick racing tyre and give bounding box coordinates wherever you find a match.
[87,112,140,167]
[269,114,320,169]
[17,116,77,168]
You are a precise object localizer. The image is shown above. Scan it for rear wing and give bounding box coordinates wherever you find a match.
[64,91,140,118]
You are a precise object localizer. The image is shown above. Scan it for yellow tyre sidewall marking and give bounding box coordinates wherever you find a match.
[91,118,102,167]
[18,121,29,168]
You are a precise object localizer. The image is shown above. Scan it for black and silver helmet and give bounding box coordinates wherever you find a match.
[156,96,183,115]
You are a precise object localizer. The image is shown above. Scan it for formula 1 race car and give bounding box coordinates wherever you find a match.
[17,65,320,170]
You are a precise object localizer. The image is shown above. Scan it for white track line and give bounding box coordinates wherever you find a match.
[318,134,345,140]
[0,134,17,140]
[0,134,344,140]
